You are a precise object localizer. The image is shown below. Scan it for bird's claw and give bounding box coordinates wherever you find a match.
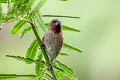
[39,44,45,49]
[47,61,54,71]
[48,66,52,71]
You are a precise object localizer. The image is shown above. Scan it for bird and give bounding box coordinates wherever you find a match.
[42,19,63,65]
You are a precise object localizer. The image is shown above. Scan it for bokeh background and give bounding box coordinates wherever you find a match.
[0,0,120,80]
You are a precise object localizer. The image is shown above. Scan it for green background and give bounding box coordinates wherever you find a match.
[0,0,120,80]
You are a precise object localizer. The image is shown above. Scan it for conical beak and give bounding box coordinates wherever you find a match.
[55,20,61,26]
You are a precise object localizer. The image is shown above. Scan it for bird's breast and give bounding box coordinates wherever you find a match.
[43,30,63,61]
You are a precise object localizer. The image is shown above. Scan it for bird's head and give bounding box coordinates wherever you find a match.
[49,19,62,33]
[50,19,61,27]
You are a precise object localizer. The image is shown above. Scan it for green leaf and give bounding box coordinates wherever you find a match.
[0,74,36,79]
[60,0,68,1]
[4,0,30,22]
[21,26,32,35]
[35,51,45,77]
[63,43,83,53]
[11,0,15,2]
[55,71,64,79]
[45,23,80,32]
[10,20,27,35]
[62,70,78,80]
[6,55,35,63]
[0,0,8,3]
[62,25,80,32]
[26,40,39,64]
[6,55,45,65]
[41,77,48,80]
[30,0,47,17]
[0,4,2,14]
[54,60,78,80]
[59,52,69,56]
[0,4,5,24]
[33,11,46,32]
[45,72,53,79]
[54,60,74,73]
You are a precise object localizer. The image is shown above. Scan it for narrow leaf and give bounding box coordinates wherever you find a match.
[0,74,36,79]
[0,4,5,24]
[30,0,47,17]
[10,20,27,35]
[21,26,32,35]
[0,0,8,3]
[54,60,74,74]
[35,51,45,77]
[11,0,15,2]
[59,52,69,56]
[60,0,68,1]
[41,77,48,80]
[63,70,78,80]
[54,60,78,80]
[63,43,83,53]
[33,11,46,32]
[62,25,80,32]
[26,40,39,64]
[6,55,35,63]
[45,23,80,32]
[45,73,53,79]
[6,55,45,64]
[55,71,64,79]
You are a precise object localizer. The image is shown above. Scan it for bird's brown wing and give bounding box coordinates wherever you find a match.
[57,35,63,55]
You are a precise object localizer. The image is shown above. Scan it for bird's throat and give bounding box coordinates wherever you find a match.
[55,26,61,33]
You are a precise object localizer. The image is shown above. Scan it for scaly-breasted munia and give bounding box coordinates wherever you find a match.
[42,19,63,63]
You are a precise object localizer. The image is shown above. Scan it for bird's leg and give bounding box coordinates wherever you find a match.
[48,60,54,71]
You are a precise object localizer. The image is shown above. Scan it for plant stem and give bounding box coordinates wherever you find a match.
[30,19,57,80]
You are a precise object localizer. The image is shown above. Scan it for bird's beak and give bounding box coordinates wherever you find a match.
[55,20,61,26]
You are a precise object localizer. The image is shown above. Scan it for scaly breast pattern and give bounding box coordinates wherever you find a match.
[43,30,62,61]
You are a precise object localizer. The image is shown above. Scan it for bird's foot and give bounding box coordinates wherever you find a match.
[47,62,54,71]
[48,65,53,71]
[39,44,45,49]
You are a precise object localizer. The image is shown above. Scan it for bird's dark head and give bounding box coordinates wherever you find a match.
[49,19,62,33]
[50,19,61,27]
